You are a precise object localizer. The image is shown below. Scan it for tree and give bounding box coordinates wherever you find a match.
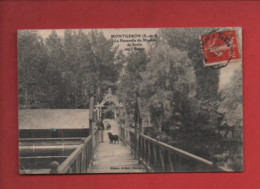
[140,42,197,132]
[117,49,149,123]
[87,30,120,102]
[159,28,220,100]
[18,29,123,109]
[44,30,66,108]
[218,65,243,129]
[216,65,243,171]
[153,28,224,139]
[18,31,48,108]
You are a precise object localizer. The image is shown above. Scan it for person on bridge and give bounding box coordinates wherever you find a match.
[98,120,105,143]
[107,122,111,130]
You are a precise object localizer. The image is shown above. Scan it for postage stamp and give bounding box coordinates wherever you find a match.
[200,30,241,66]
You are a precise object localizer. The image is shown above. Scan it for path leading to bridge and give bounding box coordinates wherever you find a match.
[88,121,146,173]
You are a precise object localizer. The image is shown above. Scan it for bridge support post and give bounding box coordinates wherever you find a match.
[89,96,94,170]
[138,115,143,164]
[135,92,143,163]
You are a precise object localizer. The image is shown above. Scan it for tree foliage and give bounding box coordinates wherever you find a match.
[118,29,242,170]
[218,65,243,127]
[18,30,123,109]
[18,31,48,108]
[140,42,197,132]
[117,49,149,119]
[159,28,220,99]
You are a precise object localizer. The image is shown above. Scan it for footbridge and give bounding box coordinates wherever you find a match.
[47,93,231,174]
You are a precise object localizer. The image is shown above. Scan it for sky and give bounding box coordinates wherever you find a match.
[37,28,159,51]
[37,28,159,38]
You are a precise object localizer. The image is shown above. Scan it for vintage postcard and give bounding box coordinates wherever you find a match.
[18,27,243,174]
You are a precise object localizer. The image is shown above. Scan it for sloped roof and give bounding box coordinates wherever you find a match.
[19,109,89,129]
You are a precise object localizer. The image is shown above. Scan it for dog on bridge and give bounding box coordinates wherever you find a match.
[107,132,119,144]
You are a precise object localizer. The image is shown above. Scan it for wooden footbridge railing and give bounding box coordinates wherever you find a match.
[52,128,99,174]
[119,125,232,172]
[44,92,232,174]
[50,96,99,174]
[118,93,232,172]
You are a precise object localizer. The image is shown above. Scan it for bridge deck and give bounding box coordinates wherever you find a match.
[88,123,146,173]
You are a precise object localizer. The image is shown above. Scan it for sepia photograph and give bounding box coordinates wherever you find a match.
[18,27,243,174]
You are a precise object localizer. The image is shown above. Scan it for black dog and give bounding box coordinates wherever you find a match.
[107,132,119,144]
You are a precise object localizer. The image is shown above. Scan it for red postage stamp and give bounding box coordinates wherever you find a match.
[200,30,241,66]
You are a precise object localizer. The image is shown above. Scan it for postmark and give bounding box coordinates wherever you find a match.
[200,30,241,66]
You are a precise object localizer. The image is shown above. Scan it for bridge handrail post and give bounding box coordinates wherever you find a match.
[89,96,94,167]
[56,136,92,173]
[49,161,60,174]
[134,93,143,162]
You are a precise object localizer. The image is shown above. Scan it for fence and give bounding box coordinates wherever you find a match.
[119,125,232,172]
[50,128,99,174]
